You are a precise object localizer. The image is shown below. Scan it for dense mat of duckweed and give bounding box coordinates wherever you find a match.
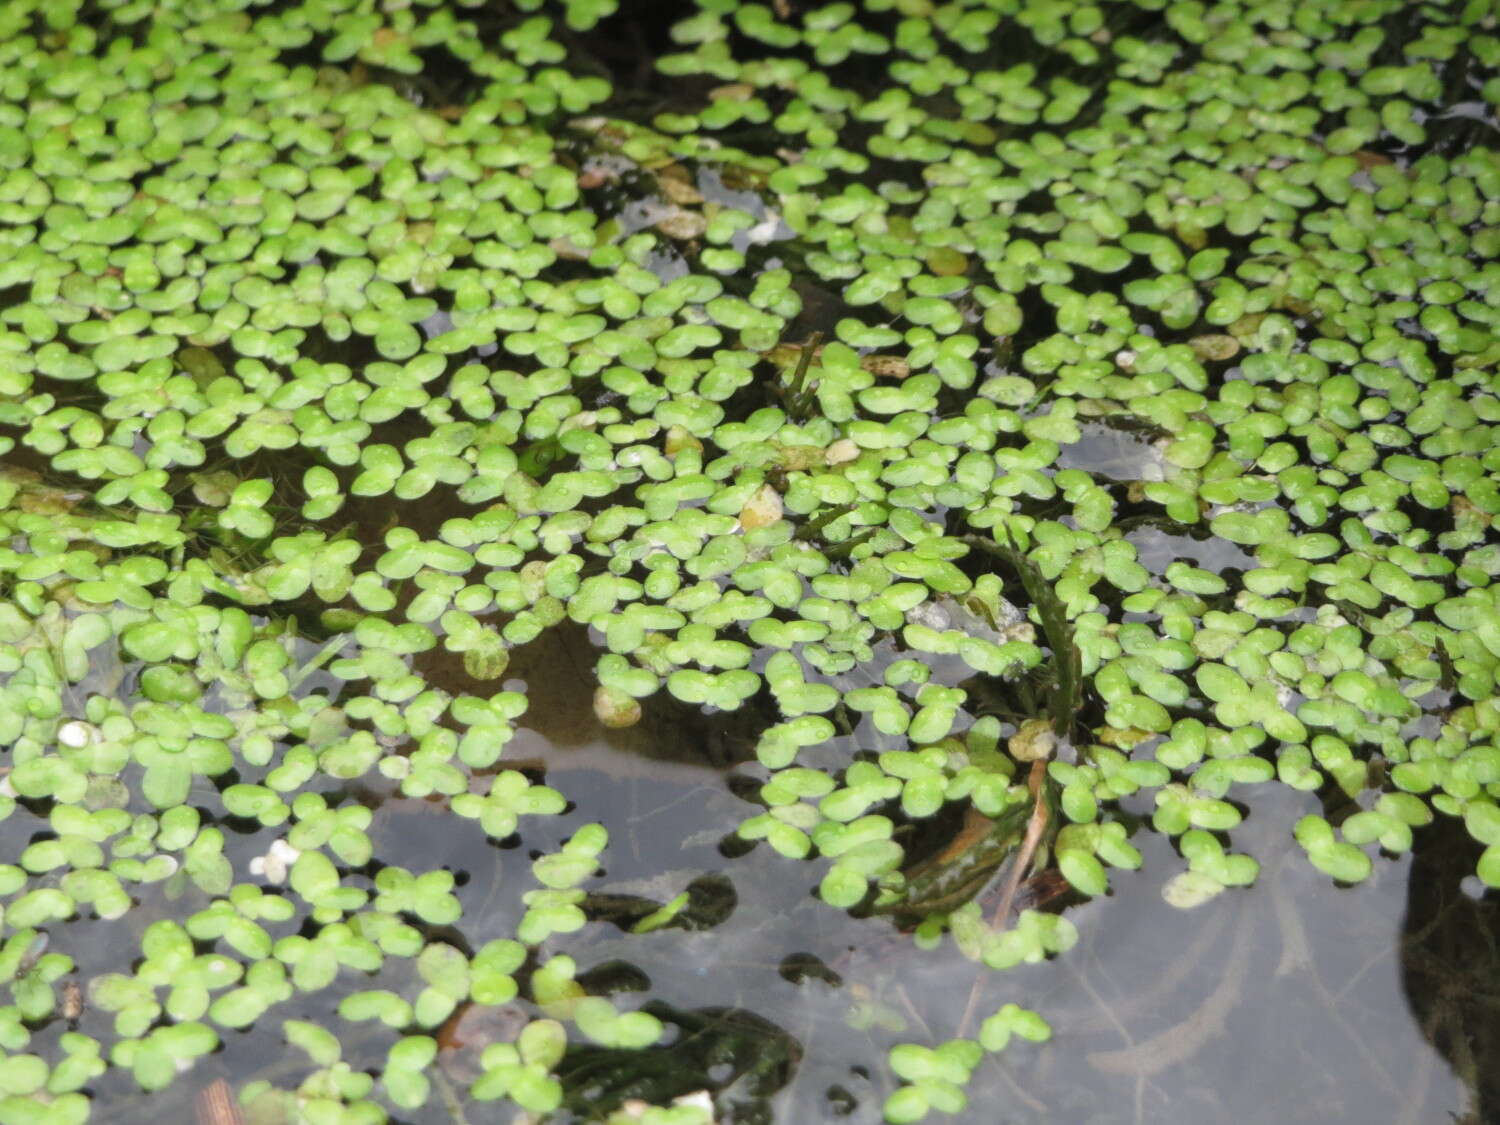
[0,0,1498,1121]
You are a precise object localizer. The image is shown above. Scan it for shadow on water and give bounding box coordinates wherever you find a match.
[1399,816,1500,1125]
[411,618,772,780]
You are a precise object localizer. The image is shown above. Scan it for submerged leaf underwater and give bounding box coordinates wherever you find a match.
[0,0,1499,1122]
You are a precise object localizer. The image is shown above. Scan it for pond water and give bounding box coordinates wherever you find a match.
[61,741,1476,1125]
[419,743,1482,1125]
[11,637,1480,1125]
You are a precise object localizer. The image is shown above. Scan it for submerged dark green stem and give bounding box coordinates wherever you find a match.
[962,534,1082,736]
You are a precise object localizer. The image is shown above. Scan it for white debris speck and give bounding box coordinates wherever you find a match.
[249,839,302,885]
[673,1089,716,1116]
[744,210,785,245]
[619,1093,716,1123]
[58,721,94,748]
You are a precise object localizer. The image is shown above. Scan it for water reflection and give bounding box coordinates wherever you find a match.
[1056,421,1170,485]
[1125,524,1259,580]
[408,617,768,783]
[421,748,1477,1124]
[529,760,1477,1123]
[560,1003,802,1123]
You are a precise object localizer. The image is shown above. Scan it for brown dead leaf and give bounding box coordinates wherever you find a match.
[861,354,911,379]
[656,208,707,240]
[709,83,755,102]
[195,1079,245,1125]
[1189,333,1240,362]
[657,163,703,205]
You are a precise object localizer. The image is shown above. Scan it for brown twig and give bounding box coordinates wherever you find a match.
[989,759,1053,931]
[194,1079,245,1125]
[956,758,1053,1038]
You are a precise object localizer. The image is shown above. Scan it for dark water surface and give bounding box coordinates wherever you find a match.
[29,688,1474,1125]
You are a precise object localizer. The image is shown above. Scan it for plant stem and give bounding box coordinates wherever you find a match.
[956,758,1052,1039]
[785,331,823,421]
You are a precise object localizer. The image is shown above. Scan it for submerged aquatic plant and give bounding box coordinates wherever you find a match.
[0,0,1498,1121]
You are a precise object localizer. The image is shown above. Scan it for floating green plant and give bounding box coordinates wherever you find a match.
[1,0,1499,1121]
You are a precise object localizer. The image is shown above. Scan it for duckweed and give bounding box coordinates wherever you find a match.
[0,0,1498,1120]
